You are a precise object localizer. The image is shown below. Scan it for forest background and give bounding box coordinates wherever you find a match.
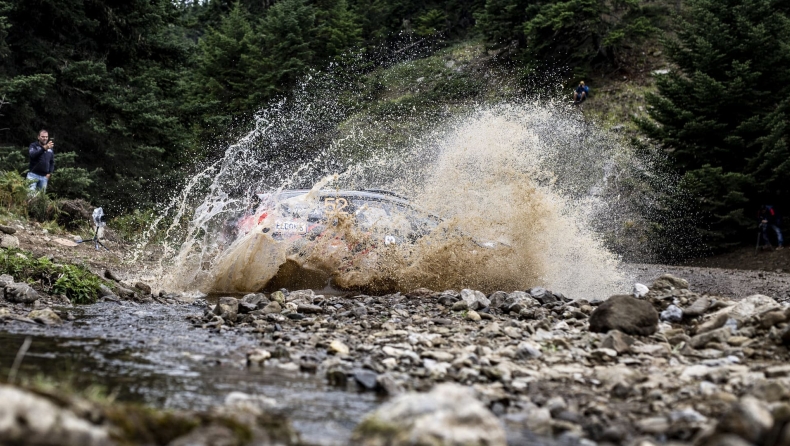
[0,0,788,260]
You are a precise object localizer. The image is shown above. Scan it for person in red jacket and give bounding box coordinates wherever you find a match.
[759,205,784,250]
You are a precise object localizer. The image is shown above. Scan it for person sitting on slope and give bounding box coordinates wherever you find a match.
[573,81,589,104]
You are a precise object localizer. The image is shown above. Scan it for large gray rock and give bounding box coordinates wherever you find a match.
[353,383,506,446]
[589,295,659,336]
[0,385,109,446]
[5,283,39,304]
[0,234,19,249]
[213,296,239,322]
[461,289,490,310]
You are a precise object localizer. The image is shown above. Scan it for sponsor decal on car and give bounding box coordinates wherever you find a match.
[275,220,307,233]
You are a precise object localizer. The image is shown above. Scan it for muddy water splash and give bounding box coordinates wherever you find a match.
[148,97,645,298]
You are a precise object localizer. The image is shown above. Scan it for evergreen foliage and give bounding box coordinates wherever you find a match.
[0,0,787,256]
[638,0,790,250]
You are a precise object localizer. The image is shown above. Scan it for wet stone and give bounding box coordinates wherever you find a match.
[5,283,39,304]
[689,326,731,349]
[589,295,658,336]
[28,308,62,325]
[352,307,368,318]
[353,369,379,391]
[238,302,257,314]
[683,297,711,317]
[98,284,114,297]
[134,282,151,294]
[213,296,239,323]
[718,396,773,443]
[765,365,790,378]
[489,291,509,309]
[461,289,490,311]
[262,301,282,314]
[353,383,506,446]
[241,293,268,308]
[697,313,729,335]
[660,304,683,323]
[270,290,285,304]
[600,330,635,354]
[438,295,459,306]
[329,340,350,356]
[297,303,323,314]
[452,301,468,311]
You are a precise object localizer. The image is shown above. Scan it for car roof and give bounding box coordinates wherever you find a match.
[257,189,413,207]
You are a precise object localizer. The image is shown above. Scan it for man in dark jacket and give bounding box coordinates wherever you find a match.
[27,129,54,192]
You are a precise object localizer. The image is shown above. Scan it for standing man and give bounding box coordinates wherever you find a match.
[27,129,55,192]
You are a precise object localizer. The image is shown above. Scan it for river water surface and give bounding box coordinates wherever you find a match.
[0,301,380,445]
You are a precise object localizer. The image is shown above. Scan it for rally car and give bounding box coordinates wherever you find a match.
[210,189,446,293]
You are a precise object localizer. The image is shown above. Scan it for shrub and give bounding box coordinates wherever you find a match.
[27,193,60,222]
[110,209,157,242]
[0,170,30,215]
[0,249,102,304]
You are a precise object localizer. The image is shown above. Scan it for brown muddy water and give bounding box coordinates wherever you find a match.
[0,301,380,445]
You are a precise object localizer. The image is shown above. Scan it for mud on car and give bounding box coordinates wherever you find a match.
[212,189,445,292]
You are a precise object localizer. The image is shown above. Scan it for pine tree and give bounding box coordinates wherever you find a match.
[0,0,193,210]
[313,0,362,61]
[475,0,532,48]
[638,0,790,249]
[190,3,263,124]
[255,0,317,99]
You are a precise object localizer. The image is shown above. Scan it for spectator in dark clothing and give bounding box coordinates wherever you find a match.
[573,81,589,104]
[28,129,54,192]
[759,205,783,250]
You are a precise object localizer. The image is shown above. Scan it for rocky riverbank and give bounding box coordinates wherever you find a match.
[186,275,790,446]
[5,233,790,445]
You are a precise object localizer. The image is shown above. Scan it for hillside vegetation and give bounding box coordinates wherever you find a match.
[1,0,788,256]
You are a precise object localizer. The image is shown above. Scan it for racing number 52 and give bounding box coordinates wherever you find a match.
[324,197,349,214]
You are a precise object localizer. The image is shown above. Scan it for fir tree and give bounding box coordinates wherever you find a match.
[638,0,790,249]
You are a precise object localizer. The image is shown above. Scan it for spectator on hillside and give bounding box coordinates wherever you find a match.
[27,129,55,192]
[573,81,589,104]
[759,204,783,250]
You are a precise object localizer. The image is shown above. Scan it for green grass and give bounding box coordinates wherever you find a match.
[0,248,104,304]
